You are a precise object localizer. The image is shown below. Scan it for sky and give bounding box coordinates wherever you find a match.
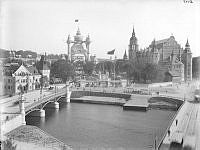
[0,0,200,59]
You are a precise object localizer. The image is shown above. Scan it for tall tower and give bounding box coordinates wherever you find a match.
[182,39,192,81]
[85,34,91,61]
[67,34,72,62]
[128,26,139,61]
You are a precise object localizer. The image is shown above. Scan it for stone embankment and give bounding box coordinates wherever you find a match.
[71,90,131,99]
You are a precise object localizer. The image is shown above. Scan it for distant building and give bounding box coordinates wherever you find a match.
[36,54,50,82]
[128,26,192,82]
[67,28,91,63]
[66,28,92,75]
[192,56,200,79]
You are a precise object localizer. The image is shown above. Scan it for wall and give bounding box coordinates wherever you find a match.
[71,91,131,99]
[148,82,172,88]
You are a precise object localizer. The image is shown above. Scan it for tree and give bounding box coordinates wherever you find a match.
[50,59,75,82]
[95,61,114,76]
[141,63,159,83]
[83,61,95,76]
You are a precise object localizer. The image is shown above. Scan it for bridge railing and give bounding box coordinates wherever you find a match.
[25,90,66,112]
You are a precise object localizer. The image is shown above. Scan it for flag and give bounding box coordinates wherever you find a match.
[107,49,115,55]
[75,19,79,22]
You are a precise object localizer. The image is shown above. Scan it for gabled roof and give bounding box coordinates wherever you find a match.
[13,64,31,76]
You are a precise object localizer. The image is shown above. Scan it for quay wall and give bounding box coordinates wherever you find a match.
[71,91,131,99]
[149,96,183,111]
[148,82,173,88]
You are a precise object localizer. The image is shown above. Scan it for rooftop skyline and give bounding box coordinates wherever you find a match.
[1,0,200,58]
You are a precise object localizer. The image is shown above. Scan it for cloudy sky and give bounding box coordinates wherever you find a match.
[1,0,200,58]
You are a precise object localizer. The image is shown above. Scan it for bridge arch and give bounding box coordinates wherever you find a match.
[26,108,41,116]
[39,95,66,109]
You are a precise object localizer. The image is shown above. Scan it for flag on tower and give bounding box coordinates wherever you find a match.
[107,49,115,55]
[75,19,79,22]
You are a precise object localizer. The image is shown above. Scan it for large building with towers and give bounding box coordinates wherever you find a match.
[66,28,91,63]
[127,26,192,82]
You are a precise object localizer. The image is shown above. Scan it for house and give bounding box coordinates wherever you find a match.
[3,63,41,96]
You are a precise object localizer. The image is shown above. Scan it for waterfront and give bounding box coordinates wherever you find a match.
[26,101,175,149]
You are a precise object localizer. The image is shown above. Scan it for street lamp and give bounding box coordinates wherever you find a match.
[40,75,44,100]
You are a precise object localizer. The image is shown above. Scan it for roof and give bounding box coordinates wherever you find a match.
[3,64,20,76]
[167,71,180,77]
[155,38,169,45]
[26,65,41,75]
[155,35,175,45]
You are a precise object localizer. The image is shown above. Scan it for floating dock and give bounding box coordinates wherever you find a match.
[123,95,149,111]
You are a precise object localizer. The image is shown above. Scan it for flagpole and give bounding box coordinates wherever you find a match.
[114,55,116,88]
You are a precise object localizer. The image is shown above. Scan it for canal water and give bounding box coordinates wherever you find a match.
[26,101,175,149]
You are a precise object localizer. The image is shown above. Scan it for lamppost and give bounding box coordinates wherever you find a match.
[40,75,44,100]
[113,56,117,88]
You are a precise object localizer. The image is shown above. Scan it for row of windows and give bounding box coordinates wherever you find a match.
[5,85,12,90]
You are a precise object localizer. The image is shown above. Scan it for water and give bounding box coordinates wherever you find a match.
[26,101,175,149]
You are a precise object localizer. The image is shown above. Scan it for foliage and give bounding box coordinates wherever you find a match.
[112,60,160,83]
[50,59,75,82]
[83,61,95,76]
[95,61,114,75]
[141,63,159,83]
[2,139,17,150]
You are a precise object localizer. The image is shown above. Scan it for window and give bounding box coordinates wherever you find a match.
[8,79,11,83]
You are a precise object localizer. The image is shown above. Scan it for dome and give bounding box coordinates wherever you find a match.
[74,28,83,43]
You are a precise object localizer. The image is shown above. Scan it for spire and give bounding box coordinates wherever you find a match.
[123,49,128,60]
[151,38,156,52]
[132,25,135,37]
[186,38,190,47]
[67,34,71,44]
[184,38,191,53]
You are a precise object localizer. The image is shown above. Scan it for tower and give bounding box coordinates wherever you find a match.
[182,39,192,81]
[85,34,91,61]
[67,27,91,63]
[128,26,139,61]
[67,35,72,62]
[123,50,128,60]
[151,39,160,64]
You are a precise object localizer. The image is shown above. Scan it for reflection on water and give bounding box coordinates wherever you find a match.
[26,101,175,149]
